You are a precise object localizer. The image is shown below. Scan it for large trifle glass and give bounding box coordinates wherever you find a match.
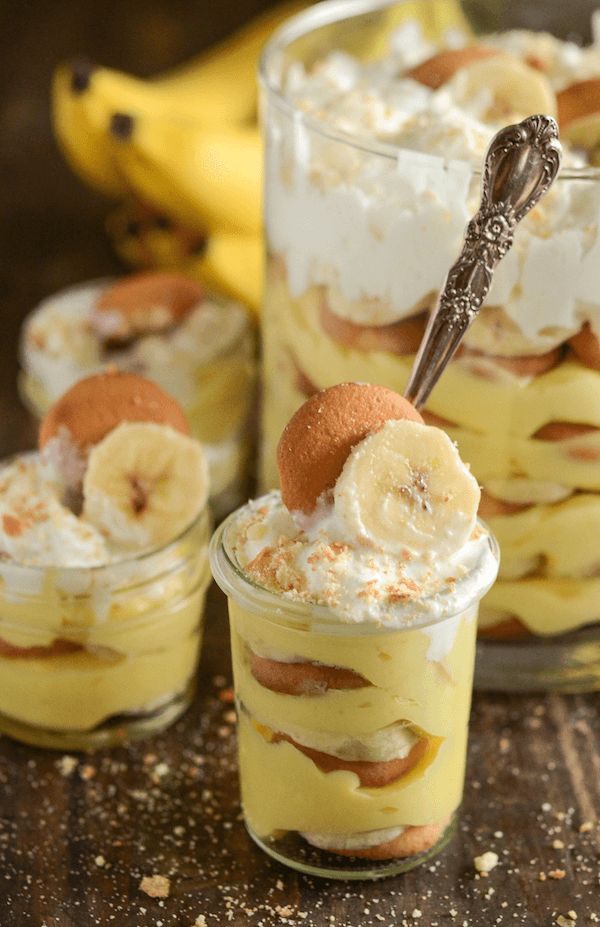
[260,0,600,690]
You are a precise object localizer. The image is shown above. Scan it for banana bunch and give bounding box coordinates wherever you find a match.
[52,1,305,314]
[52,0,472,314]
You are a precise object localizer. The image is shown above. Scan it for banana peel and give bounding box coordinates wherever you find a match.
[52,0,305,198]
[53,62,127,196]
[106,199,206,268]
[107,201,263,314]
[110,116,262,235]
[52,0,471,316]
[193,232,263,313]
[153,0,306,124]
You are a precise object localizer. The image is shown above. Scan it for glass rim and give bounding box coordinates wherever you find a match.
[0,451,210,579]
[209,493,500,635]
[259,0,600,182]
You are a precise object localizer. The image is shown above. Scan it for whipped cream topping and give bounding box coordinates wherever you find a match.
[266,20,600,340]
[228,490,497,628]
[0,456,108,567]
[21,279,249,408]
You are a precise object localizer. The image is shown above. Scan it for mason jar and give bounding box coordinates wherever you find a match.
[0,486,211,750]
[210,501,499,879]
[19,278,256,517]
[259,0,600,691]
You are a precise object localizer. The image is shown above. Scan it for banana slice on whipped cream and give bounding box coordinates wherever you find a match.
[83,421,208,548]
[39,369,209,550]
[277,382,481,560]
[445,54,557,122]
[334,419,480,558]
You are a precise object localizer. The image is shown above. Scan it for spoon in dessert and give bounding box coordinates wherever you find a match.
[404,114,562,409]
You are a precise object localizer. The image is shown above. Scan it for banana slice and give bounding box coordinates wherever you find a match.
[83,422,208,548]
[334,420,480,557]
[485,478,572,506]
[464,306,573,357]
[446,54,557,122]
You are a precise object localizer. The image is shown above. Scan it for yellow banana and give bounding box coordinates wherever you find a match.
[106,199,206,269]
[107,201,263,315]
[150,0,306,124]
[52,0,305,196]
[193,232,263,314]
[53,61,127,196]
[110,114,262,235]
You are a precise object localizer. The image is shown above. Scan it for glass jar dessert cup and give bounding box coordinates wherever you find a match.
[211,507,499,880]
[0,488,211,750]
[19,280,256,516]
[260,0,600,691]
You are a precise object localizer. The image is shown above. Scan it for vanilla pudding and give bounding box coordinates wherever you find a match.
[211,383,498,878]
[0,371,211,748]
[261,1,600,663]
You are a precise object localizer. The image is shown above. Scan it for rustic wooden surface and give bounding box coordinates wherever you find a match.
[1,3,599,926]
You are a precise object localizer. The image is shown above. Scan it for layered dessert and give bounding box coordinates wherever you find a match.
[261,7,600,644]
[20,270,255,513]
[211,383,498,874]
[0,370,210,748]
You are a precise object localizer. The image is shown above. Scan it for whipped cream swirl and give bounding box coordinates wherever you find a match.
[228,490,497,629]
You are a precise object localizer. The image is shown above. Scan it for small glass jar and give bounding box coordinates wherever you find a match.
[210,504,499,880]
[0,502,211,750]
[18,279,256,517]
[259,0,600,689]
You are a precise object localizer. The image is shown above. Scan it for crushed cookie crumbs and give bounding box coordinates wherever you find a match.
[140,874,170,899]
[56,755,77,777]
[473,851,499,875]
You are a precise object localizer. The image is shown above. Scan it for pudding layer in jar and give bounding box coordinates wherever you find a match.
[261,1,600,659]
[0,371,211,748]
[212,384,498,878]
[20,271,256,514]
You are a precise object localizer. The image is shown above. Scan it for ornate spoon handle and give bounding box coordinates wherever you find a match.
[404,114,562,409]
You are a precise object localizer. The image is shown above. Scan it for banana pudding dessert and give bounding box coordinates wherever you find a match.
[20,270,255,514]
[261,2,600,674]
[211,383,498,877]
[0,370,210,749]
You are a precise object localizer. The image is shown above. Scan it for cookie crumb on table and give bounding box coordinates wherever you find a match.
[56,755,78,777]
[473,851,498,874]
[140,874,170,899]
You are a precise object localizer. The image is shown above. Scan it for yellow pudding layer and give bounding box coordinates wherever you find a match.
[0,624,202,731]
[229,598,477,839]
[0,516,210,733]
[261,267,600,636]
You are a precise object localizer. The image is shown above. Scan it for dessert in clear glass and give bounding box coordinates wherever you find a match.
[260,0,600,690]
[0,370,211,749]
[211,383,499,878]
[19,270,256,516]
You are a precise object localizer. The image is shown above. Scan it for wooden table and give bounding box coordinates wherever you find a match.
[1,2,599,924]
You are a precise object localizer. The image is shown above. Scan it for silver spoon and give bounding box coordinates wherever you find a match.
[404,114,562,409]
